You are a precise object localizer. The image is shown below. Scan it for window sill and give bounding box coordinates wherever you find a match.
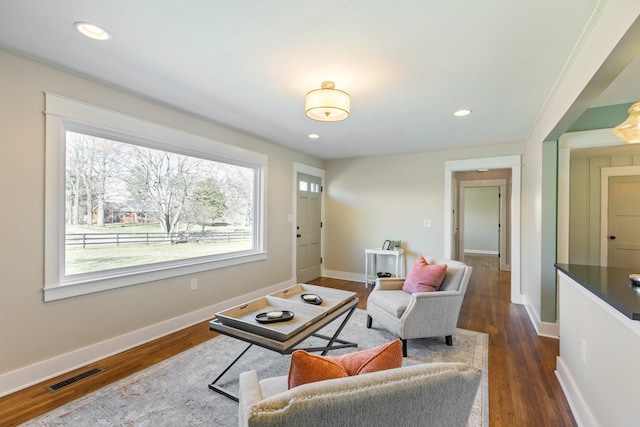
[44,251,267,302]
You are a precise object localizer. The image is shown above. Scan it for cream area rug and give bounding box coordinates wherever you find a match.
[22,309,488,426]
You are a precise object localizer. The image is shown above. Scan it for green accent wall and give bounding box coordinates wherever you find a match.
[568,102,634,132]
[541,140,558,323]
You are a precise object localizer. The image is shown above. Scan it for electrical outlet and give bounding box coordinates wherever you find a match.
[581,339,587,365]
[190,278,198,291]
[423,219,432,227]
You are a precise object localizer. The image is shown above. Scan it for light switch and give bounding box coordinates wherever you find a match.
[423,219,432,227]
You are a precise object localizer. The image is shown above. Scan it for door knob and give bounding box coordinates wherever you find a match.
[609,235,616,240]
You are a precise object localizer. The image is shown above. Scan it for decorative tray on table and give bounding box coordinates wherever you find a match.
[214,284,356,341]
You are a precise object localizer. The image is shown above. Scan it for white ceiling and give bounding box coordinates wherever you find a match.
[1,1,638,159]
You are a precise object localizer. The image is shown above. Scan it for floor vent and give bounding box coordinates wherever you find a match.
[47,367,104,392]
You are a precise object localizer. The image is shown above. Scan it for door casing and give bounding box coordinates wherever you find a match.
[445,155,521,304]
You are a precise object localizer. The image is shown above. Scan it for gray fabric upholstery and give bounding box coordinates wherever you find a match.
[368,289,411,318]
[366,257,472,348]
[238,362,481,427]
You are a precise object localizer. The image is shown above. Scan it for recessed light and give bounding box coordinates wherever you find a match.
[454,109,472,117]
[74,21,111,41]
[308,134,320,139]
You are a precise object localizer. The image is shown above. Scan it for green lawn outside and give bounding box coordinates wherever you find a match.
[65,240,251,275]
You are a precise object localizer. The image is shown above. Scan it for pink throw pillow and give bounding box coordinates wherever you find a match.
[402,256,447,293]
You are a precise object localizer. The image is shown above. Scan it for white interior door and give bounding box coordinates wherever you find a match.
[296,173,322,283]
[607,175,640,267]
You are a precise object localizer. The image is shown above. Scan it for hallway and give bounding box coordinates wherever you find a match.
[457,254,576,426]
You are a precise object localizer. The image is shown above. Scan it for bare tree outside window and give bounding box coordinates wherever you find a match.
[65,131,255,276]
[45,94,266,300]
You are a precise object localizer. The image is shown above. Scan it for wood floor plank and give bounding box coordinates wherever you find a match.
[0,255,576,426]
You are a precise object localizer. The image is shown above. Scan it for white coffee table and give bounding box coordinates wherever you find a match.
[208,284,359,401]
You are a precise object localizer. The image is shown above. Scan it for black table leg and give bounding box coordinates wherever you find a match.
[303,306,358,355]
[208,343,253,402]
[207,300,359,402]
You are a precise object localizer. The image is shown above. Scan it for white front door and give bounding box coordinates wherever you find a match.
[296,173,322,283]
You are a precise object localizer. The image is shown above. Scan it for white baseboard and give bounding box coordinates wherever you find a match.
[322,269,364,283]
[522,297,559,339]
[555,356,598,427]
[538,321,559,338]
[463,250,499,255]
[0,278,295,398]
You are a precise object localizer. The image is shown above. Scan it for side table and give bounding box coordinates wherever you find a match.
[364,248,405,286]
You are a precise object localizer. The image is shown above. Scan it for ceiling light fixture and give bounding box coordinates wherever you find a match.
[308,133,320,139]
[305,81,350,122]
[454,109,472,117]
[612,102,640,143]
[74,21,111,41]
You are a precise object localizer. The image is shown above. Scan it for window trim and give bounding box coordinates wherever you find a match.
[44,93,267,302]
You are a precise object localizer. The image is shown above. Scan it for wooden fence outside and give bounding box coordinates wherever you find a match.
[66,231,251,248]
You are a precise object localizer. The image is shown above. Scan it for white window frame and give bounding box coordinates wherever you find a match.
[44,93,267,301]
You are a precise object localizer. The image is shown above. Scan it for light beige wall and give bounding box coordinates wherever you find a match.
[463,186,499,253]
[569,148,640,264]
[0,48,323,375]
[323,143,523,276]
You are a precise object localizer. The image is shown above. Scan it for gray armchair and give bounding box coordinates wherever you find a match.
[366,257,472,356]
[238,362,481,427]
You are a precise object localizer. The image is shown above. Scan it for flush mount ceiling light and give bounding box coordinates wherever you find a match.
[74,21,111,40]
[305,81,350,122]
[308,133,320,139]
[612,102,640,143]
[454,109,472,117]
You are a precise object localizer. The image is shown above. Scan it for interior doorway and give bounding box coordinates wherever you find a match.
[452,168,511,271]
[444,156,521,304]
[458,182,509,271]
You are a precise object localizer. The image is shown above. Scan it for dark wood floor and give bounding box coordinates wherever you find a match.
[457,254,576,426]
[0,254,576,426]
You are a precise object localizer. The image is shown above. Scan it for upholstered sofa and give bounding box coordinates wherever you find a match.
[238,361,481,427]
[366,256,473,356]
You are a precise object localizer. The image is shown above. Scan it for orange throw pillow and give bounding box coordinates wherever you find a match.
[288,339,403,389]
[402,256,447,293]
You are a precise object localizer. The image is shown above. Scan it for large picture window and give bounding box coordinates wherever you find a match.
[45,94,266,301]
